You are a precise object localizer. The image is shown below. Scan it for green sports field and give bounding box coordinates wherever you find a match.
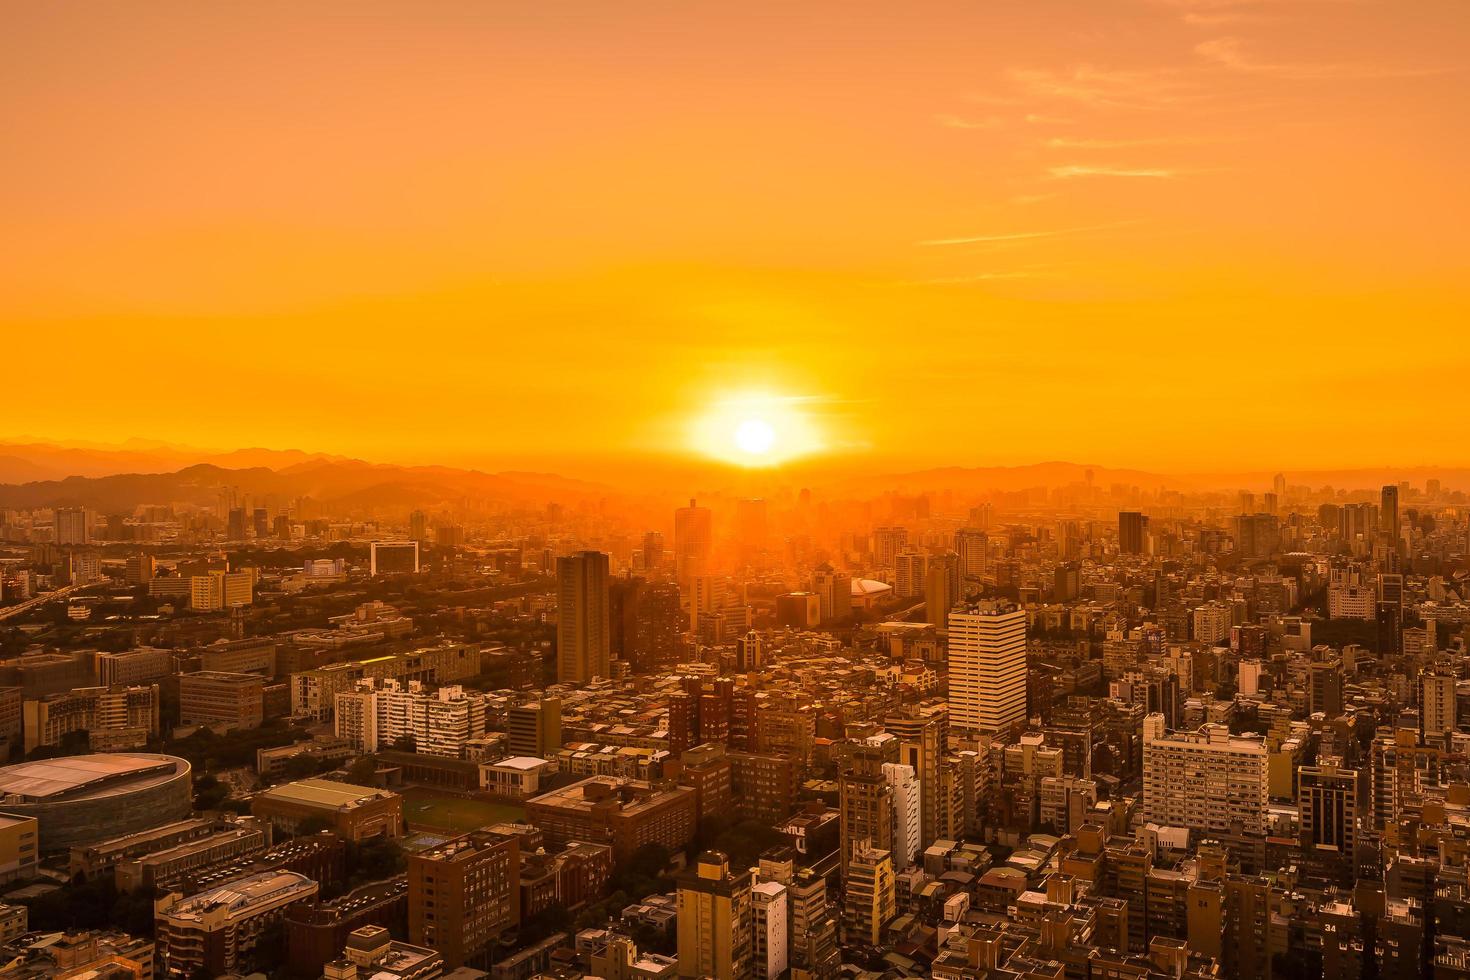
[401,788,525,833]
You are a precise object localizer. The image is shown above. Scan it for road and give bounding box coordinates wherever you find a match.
[0,582,102,623]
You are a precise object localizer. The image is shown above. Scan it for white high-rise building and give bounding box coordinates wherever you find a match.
[1238,660,1264,697]
[1328,584,1376,620]
[1423,673,1456,739]
[873,526,908,569]
[752,880,789,980]
[893,552,927,599]
[881,762,920,871]
[1141,714,1268,837]
[947,601,1027,735]
[1191,601,1232,646]
[954,528,988,583]
[335,679,486,757]
[54,506,92,546]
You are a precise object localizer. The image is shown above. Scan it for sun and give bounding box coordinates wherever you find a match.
[734,418,776,456]
[687,390,825,466]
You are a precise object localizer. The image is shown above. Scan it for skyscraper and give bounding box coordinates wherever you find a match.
[838,744,893,879]
[1142,714,1268,837]
[954,527,988,585]
[1235,513,1280,559]
[1298,761,1357,853]
[752,880,789,980]
[787,868,840,980]
[1307,658,1343,717]
[556,551,610,684]
[408,830,520,968]
[947,601,1027,736]
[811,563,852,623]
[1380,484,1400,554]
[884,704,947,851]
[674,499,713,589]
[1423,672,1456,740]
[880,762,920,871]
[841,843,895,946]
[924,553,960,628]
[1118,511,1148,556]
[506,698,561,758]
[641,530,665,572]
[893,551,927,600]
[676,850,753,979]
[607,576,643,664]
[634,582,684,672]
[873,526,908,569]
[1053,561,1080,603]
[53,506,91,546]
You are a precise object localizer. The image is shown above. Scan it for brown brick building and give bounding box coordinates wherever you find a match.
[676,742,733,825]
[285,876,407,978]
[730,750,800,824]
[251,779,402,842]
[179,670,265,730]
[407,830,520,969]
[524,776,696,865]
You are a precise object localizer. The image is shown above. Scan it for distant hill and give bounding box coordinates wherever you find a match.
[1,438,1464,508]
[0,461,611,512]
[0,439,347,483]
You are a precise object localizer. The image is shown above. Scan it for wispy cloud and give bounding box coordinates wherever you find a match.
[1150,0,1365,9]
[1195,36,1452,79]
[964,92,1026,108]
[1048,165,1179,179]
[918,270,1052,285]
[935,113,1007,130]
[1149,0,1370,29]
[918,222,1135,247]
[1007,65,1202,110]
[1181,11,1274,26]
[1025,113,1077,125]
[1045,136,1216,149]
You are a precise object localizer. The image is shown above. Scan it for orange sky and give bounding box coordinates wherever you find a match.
[3,1,1467,473]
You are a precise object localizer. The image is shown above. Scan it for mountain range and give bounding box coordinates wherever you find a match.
[0,439,1464,513]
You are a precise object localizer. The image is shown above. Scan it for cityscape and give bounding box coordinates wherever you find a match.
[4,3,1469,980]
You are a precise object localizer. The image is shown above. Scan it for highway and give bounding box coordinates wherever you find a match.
[0,582,101,623]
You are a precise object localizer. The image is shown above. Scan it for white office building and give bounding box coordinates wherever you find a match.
[1141,713,1268,838]
[752,880,789,980]
[881,762,921,871]
[946,602,1027,735]
[336,679,485,757]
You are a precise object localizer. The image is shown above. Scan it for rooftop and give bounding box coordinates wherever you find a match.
[852,578,893,597]
[0,754,188,802]
[255,778,397,811]
[527,776,691,815]
[164,870,317,921]
[181,670,262,683]
[490,756,556,771]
